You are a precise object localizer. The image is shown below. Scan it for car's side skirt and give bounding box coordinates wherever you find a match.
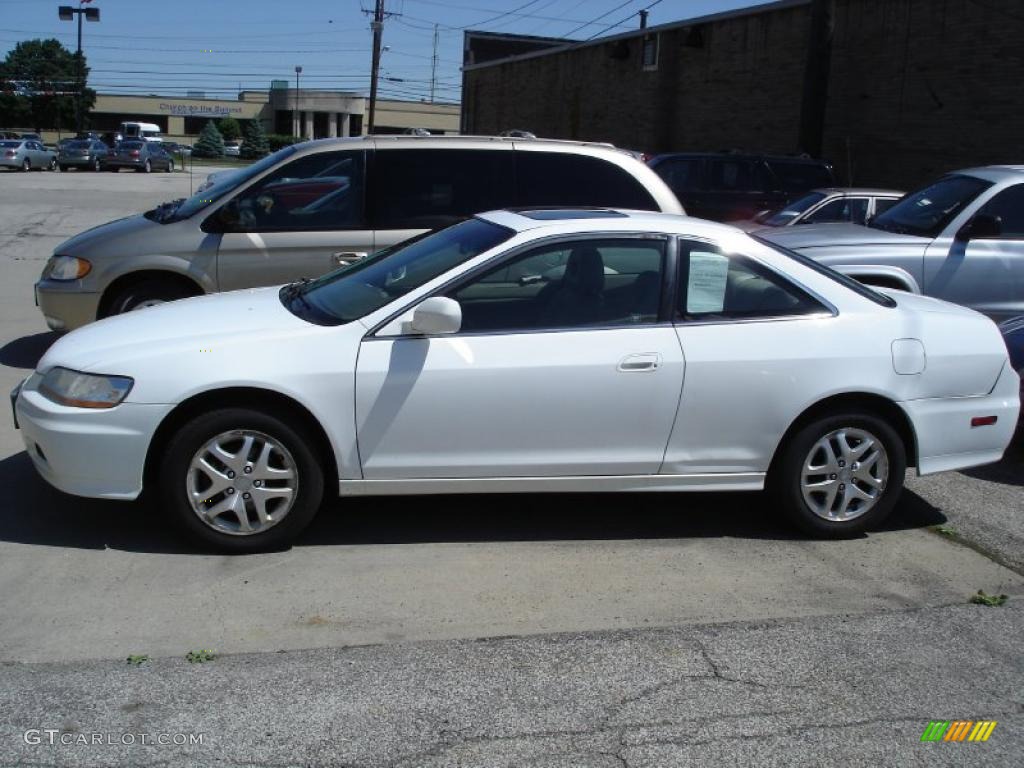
[337,473,766,496]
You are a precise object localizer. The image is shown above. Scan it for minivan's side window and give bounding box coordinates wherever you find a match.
[447,238,666,333]
[975,184,1024,238]
[676,240,824,320]
[224,150,366,232]
[656,157,702,195]
[370,149,513,230]
[516,152,659,210]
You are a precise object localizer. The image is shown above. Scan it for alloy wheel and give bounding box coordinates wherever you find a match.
[186,430,298,536]
[800,427,889,522]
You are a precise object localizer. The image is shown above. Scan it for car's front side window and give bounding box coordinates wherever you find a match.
[218,150,366,232]
[676,239,826,321]
[445,237,667,333]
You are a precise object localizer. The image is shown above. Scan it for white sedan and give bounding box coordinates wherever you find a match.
[12,209,1020,552]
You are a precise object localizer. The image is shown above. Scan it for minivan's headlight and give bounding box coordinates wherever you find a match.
[43,255,92,281]
[39,367,133,408]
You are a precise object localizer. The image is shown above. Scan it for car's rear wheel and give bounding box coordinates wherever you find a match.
[105,278,197,315]
[48,158,57,171]
[59,165,68,172]
[160,408,324,552]
[142,159,151,173]
[21,158,30,172]
[167,159,175,172]
[93,157,102,172]
[770,413,905,538]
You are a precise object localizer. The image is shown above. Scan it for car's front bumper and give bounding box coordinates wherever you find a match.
[14,382,171,500]
[35,280,101,331]
[904,361,1021,475]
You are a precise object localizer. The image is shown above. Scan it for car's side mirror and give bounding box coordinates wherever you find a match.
[408,297,462,335]
[956,213,1002,241]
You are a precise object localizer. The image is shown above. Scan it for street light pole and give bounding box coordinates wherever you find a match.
[294,65,302,138]
[367,0,385,134]
[58,3,100,135]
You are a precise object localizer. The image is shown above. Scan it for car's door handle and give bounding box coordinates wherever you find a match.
[333,251,366,266]
[617,353,661,372]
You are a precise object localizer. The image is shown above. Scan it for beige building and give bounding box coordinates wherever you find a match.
[70,89,460,143]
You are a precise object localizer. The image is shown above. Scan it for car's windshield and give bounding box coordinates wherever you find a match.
[763,192,826,226]
[869,175,991,237]
[169,145,298,221]
[285,217,514,325]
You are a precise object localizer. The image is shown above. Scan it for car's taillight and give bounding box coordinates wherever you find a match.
[4,150,15,157]
[130,150,140,157]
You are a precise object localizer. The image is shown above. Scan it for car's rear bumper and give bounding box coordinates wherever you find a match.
[105,159,145,168]
[14,384,171,500]
[0,157,24,168]
[903,362,1021,475]
[35,280,101,331]
[59,157,97,166]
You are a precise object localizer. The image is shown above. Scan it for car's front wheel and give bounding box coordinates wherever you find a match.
[48,158,57,171]
[105,278,197,315]
[770,412,906,538]
[161,408,325,552]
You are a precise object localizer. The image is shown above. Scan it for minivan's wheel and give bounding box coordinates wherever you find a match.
[160,408,324,552]
[105,278,197,315]
[770,413,905,538]
[21,158,30,172]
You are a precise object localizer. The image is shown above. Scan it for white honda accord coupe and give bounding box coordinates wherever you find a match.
[12,209,1020,552]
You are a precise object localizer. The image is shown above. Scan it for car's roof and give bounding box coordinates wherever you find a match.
[955,165,1024,183]
[814,187,903,196]
[292,134,622,152]
[651,151,830,165]
[478,207,742,238]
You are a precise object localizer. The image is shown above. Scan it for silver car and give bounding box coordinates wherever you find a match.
[758,166,1024,321]
[1,139,57,172]
[734,187,904,231]
[35,135,684,330]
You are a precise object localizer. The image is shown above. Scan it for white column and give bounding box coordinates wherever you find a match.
[292,110,299,137]
[304,112,314,139]
[339,113,351,138]
[327,114,337,138]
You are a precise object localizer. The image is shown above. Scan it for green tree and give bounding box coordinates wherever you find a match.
[217,116,241,142]
[192,120,225,158]
[241,119,269,159]
[0,38,95,131]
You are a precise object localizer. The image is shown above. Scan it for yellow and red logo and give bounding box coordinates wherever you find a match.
[920,720,997,742]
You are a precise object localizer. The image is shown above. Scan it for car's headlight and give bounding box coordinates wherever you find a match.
[39,367,133,408]
[43,255,92,281]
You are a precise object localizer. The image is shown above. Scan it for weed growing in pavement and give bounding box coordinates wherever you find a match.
[186,649,216,663]
[970,590,1009,607]
[126,654,150,665]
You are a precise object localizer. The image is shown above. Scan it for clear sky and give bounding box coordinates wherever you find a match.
[0,0,774,103]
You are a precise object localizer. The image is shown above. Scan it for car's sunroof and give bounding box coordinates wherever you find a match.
[516,209,628,220]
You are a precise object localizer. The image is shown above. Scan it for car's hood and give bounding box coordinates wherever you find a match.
[54,212,157,256]
[38,287,307,372]
[757,222,931,250]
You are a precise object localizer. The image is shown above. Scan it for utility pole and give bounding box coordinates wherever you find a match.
[294,65,302,138]
[367,0,385,133]
[429,23,438,103]
[58,3,100,135]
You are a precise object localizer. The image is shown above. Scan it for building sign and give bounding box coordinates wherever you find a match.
[159,102,244,117]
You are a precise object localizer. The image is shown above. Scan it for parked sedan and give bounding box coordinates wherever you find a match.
[223,141,242,157]
[12,209,1019,552]
[0,139,57,171]
[58,139,110,172]
[758,166,1024,321]
[103,140,175,173]
[734,188,904,231]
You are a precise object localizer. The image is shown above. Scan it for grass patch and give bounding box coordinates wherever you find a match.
[125,654,150,665]
[185,649,216,663]
[969,590,1009,607]
[931,524,956,537]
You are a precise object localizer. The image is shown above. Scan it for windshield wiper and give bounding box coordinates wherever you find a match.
[281,277,312,303]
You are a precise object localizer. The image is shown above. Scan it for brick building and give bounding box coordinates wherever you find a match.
[461,0,1024,188]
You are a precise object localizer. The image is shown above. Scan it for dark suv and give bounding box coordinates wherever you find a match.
[647,152,835,222]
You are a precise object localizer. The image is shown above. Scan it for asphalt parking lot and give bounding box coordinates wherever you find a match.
[0,169,1021,765]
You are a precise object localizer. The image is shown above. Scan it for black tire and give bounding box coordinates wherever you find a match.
[167,159,175,172]
[48,158,57,171]
[59,165,68,172]
[160,408,324,553]
[93,157,102,172]
[109,166,119,172]
[769,412,906,538]
[105,278,197,315]
[143,159,151,173]
[21,158,30,172]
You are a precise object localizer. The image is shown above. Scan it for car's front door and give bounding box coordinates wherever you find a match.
[213,148,373,291]
[354,236,684,479]
[923,183,1024,320]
